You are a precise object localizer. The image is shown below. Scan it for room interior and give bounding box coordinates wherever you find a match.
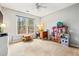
[0,3,79,56]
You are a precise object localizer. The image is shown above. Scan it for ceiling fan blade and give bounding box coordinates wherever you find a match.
[35,3,47,9]
[36,3,39,6]
[41,6,47,8]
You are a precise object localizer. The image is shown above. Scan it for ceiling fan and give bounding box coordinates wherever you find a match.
[26,3,47,12]
[35,3,47,9]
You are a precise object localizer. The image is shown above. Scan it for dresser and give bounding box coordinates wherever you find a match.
[40,31,48,39]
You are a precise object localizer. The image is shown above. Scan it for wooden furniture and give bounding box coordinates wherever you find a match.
[22,35,32,42]
[40,31,48,39]
[51,35,60,43]
[51,26,61,43]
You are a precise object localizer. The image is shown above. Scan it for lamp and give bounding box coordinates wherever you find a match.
[37,22,45,31]
[1,24,6,28]
[0,23,6,33]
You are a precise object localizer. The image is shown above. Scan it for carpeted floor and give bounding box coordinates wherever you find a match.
[8,39,79,56]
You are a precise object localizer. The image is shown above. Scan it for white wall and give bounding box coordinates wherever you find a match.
[0,6,40,43]
[41,4,79,47]
[0,6,1,11]
[1,7,40,35]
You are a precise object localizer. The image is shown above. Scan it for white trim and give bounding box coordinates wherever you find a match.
[70,43,79,48]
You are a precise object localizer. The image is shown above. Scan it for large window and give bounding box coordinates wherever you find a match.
[28,18,34,34]
[17,15,34,34]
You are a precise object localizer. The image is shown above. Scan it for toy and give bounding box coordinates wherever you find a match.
[51,21,70,46]
[52,26,60,43]
[61,34,70,46]
[57,21,63,27]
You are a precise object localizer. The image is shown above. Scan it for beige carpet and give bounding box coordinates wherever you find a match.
[8,39,79,56]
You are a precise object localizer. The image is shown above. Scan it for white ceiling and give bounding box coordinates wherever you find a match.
[1,3,74,17]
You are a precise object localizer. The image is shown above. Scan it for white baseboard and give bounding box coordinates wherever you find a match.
[70,43,79,48]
